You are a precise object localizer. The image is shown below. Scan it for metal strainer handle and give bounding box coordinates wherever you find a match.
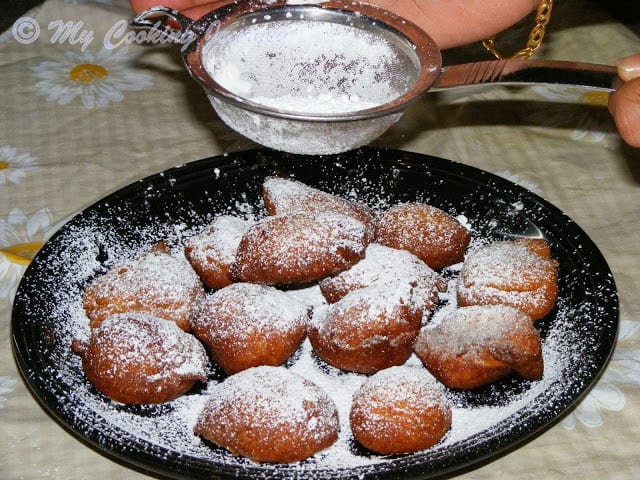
[130,6,196,44]
[434,60,618,93]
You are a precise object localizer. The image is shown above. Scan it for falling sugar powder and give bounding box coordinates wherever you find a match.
[249,92,380,114]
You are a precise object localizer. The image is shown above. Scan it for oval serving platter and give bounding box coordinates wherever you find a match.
[12,147,618,480]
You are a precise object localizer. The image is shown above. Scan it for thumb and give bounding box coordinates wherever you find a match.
[607,54,640,147]
[615,54,640,82]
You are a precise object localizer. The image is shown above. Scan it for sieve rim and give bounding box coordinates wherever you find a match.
[182,0,442,122]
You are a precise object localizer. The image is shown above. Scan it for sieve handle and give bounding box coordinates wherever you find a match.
[130,7,196,45]
[433,59,619,92]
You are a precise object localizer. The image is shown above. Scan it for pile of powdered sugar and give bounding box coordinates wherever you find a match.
[24,177,595,478]
[203,19,408,113]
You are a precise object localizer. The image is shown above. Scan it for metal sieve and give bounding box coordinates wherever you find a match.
[132,0,618,155]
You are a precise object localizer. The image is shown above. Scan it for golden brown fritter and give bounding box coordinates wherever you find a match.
[184,215,251,290]
[192,283,309,375]
[309,283,422,374]
[374,202,471,270]
[350,366,452,454]
[414,305,543,390]
[457,238,559,321]
[72,313,208,404]
[83,244,205,331]
[194,366,339,463]
[231,211,368,285]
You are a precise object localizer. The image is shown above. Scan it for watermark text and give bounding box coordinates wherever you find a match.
[11,17,192,51]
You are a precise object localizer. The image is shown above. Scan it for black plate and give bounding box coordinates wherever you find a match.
[12,148,618,479]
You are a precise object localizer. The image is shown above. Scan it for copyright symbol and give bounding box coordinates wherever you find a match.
[12,17,40,45]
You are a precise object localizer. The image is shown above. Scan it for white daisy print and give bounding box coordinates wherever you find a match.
[0,376,18,409]
[0,146,38,186]
[561,319,640,429]
[0,208,55,301]
[31,48,152,108]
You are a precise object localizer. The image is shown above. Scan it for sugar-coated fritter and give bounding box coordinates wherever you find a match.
[350,366,452,454]
[192,283,309,374]
[263,176,375,240]
[374,202,470,269]
[83,243,205,331]
[231,211,368,285]
[184,215,251,290]
[319,243,445,320]
[309,283,422,374]
[414,305,543,389]
[71,313,208,404]
[457,238,559,321]
[194,366,339,463]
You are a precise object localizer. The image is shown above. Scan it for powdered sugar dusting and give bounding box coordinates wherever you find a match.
[195,366,339,460]
[184,215,250,267]
[420,305,535,355]
[90,313,209,381]
[460,241,557,290]
[198,282,308,340]
[13,155,617,478]
[199,12,422,154]
[204,20,405,110]
[457,240,558,320]
[319,243,443,315]
[311,281,420,339]
[232,211,368,284]
[250,92,379,113]
[82,246,204,330]
[26,217,586,472]
[354,365,449,416]
[203,366,333,428]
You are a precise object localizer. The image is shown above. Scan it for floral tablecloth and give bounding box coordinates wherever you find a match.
[1,0,639,479]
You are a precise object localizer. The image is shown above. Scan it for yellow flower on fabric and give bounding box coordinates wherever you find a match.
[0,242,44,266]
[31,48,152,108]
[0,146,38,186]
[69,63,109,83]
[0,208,54,301]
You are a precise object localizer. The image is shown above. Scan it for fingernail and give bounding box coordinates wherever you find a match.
[615,54,640,81]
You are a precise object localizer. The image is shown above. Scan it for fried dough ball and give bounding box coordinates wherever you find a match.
[194,366,339,463]
[183,215,251,290]
[83,243,205,331]
[309,283,422,374]
[319,243,445,319]
[374,202,470,269]
[71,313,209,404]
[414,305,543,389]
[350,366,452,454]
[231,211,368,285]
[192,283,309,375]
[263,176,375,240]
[456,238,559,321]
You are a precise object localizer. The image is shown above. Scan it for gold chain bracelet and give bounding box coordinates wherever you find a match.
[482,0,554,60]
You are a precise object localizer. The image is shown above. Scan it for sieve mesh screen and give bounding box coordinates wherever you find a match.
[202,19,421,114]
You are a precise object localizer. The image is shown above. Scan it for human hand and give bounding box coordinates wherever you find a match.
[129,0,538,50]
[609,54,640,147]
